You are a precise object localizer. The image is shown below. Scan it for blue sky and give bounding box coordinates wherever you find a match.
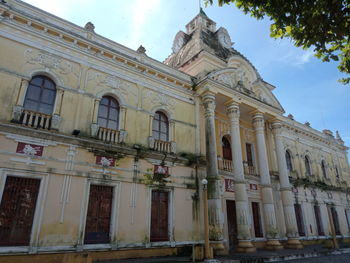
[23,0,350,152]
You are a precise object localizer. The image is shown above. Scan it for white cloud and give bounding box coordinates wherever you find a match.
[127,0,161,49]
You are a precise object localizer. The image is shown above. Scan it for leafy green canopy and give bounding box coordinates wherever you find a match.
[206,0,350,84]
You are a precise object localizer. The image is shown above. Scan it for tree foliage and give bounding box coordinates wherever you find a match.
[206,0,350,84]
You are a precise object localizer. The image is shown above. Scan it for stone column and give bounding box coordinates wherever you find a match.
[202,92,224,249]
[272,120,303,249]
[226,101,255,253]
[252,112,283,250]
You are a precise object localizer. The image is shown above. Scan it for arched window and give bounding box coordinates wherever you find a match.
[321,160,327,178]
[285,150,293,171]
[222,136,232,160]
[23,75,56,115]
[97,96,120,130]
[305,155,312,176]
[335,167,340,179]
[152,111,169,141]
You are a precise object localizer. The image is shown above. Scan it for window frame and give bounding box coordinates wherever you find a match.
[285,150,293,172]
[152,111,169,141]
[305,155,312,176]
[23,75,57,115]
[321,160,327,178]
[97,96,120,130]
[222,136,232,160]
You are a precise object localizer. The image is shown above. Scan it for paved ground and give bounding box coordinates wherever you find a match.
[274,253,350,263]
[96,244,350,263]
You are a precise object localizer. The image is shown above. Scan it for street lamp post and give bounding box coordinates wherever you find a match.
[202,178,212,259]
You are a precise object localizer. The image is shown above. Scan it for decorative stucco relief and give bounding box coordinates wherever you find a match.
[243,128,254,142]
[87,71,138,104]
[24,49,80,85]
[212,68,249,89]
[143,89,176,115]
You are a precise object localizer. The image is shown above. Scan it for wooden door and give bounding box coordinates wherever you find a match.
[226,200,238,251]
[314,205,324,235]
[252,202,263,238]
[246,143,253,166]
[84,185,113,244]
[294,204,305,236]
[330,207,341,235]
[0,176,40,246]
[222,136,232,160]
[150,190,169,242]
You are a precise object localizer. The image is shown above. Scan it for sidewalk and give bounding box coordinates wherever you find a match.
[95,244,350,263]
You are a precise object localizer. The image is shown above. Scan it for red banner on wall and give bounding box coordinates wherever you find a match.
[225,179,235,192]
[96,156,115,167]
[154,165,169,175]
[16,142,43,156]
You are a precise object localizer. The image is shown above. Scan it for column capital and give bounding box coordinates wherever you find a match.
[271,120,283,135]
[226,101,240,120]
[202,92,216,118]
[252,111,265,130]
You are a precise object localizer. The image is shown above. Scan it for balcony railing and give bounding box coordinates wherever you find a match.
[20,109,52,130]
[148,136,176,154]
[218,159,233,172]
[97,127,119,143]
[244,165,257,176]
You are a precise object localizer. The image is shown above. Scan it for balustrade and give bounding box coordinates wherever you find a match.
[20,109,52,130]
[97,127,119,143]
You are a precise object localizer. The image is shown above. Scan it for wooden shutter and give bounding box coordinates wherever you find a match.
[150,190,169,242]
[0,176,41,246]
[314,205,324,236]
[294,204,305,236]
[84,185,113,244]
[226,200,238,250]
[252,202,263,238]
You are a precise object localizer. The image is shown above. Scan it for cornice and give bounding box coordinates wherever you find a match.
[194,77,283,115]
[280,118,348,152]
[0,2,194,90]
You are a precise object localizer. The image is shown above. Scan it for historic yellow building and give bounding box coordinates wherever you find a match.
[0,1,349,262]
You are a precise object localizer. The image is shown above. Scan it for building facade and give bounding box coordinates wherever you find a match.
[0,1,349,262]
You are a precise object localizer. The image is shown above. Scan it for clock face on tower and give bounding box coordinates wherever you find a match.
[218,31,232,48]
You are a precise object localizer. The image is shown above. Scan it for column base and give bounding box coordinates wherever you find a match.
[284,238,303,249]
[236,240,256,253]
[264,239,283,250]
[210,242,225,256]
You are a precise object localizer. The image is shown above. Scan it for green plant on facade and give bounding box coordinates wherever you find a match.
[209,225,223,241]
[266,225,279,239]
[292,177,350,192]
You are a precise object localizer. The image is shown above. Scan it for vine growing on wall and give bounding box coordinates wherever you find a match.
[292,177,350,192]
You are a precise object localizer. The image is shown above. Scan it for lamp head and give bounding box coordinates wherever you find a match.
[201,178,208,185]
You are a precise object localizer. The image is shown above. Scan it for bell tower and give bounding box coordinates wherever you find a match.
[164,8,235,77]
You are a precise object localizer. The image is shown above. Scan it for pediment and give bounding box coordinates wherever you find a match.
[208,68,284,111]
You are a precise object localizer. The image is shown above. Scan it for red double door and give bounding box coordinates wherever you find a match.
[0,176,41,246]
